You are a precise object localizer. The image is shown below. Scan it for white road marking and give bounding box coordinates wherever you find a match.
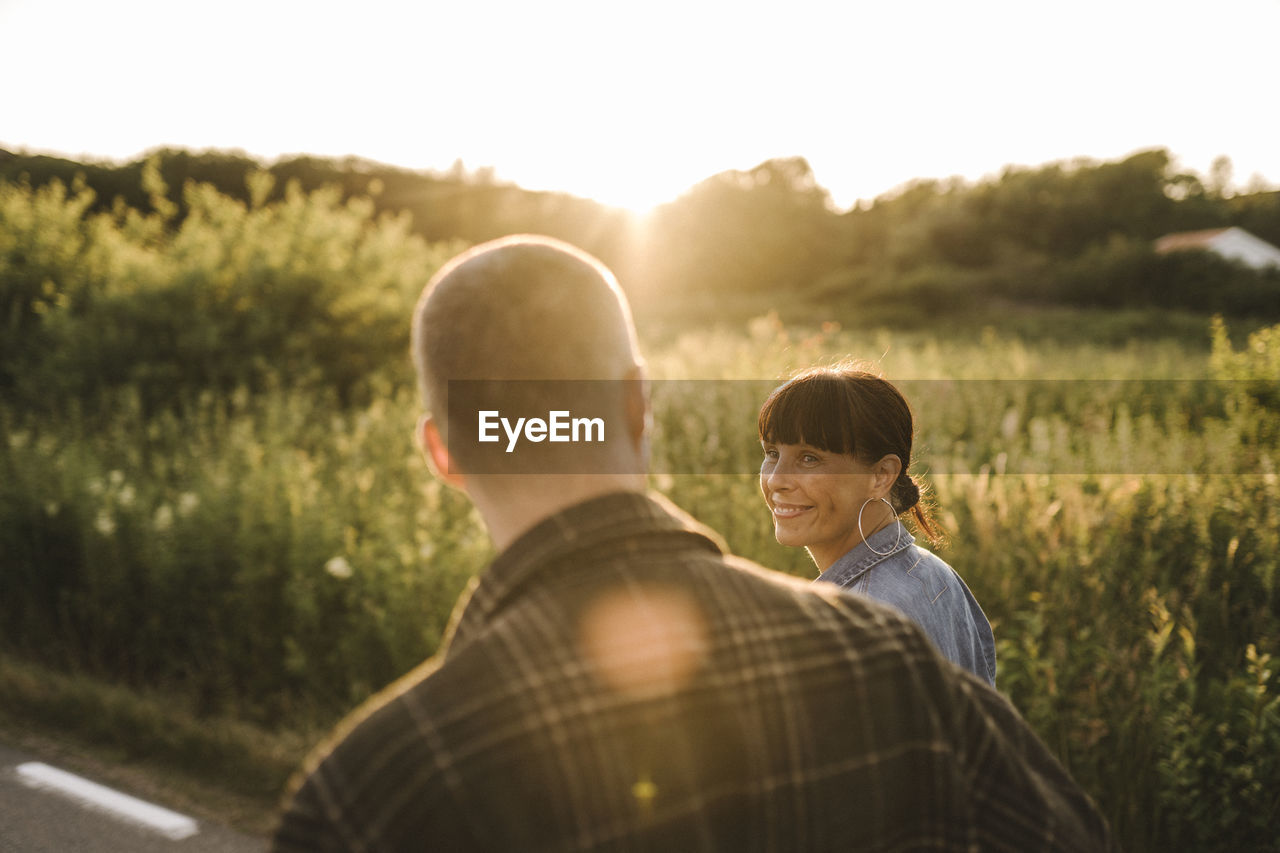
[15,761,200,840]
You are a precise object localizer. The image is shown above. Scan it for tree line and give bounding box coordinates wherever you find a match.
[3,145,1279,319]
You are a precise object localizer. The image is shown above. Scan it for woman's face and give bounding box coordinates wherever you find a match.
[759,441,894,571]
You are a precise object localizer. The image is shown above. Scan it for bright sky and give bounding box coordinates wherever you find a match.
[2,0,1278,212]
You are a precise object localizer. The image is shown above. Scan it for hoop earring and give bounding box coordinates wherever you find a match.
[858,497,901,557]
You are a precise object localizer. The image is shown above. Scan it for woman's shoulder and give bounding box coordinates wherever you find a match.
[863,544,960,602]
[879,540,954,574]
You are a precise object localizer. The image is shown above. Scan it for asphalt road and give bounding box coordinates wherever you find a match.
[0,743,267,852]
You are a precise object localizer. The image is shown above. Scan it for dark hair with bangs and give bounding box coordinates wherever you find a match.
[758,364,941,545]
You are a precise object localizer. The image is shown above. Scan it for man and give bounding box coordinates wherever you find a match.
[272,235,1113,851]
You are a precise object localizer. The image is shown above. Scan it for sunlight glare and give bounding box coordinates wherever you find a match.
[488,154,708,216]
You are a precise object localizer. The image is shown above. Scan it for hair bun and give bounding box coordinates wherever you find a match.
[895,475,921,511]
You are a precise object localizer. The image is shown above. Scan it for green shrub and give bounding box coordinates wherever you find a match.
[1157,645,1280,852]
[1,164,457,411]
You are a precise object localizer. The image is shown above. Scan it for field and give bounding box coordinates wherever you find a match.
[1,175,1278,849]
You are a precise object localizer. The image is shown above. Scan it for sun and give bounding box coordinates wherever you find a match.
[583,177,684,216]
[487,147,696,218]
[540,169,685,217]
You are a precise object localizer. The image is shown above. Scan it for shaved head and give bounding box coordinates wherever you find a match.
[412,235,643,471]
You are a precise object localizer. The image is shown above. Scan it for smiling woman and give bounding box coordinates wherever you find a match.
[756,364,997,685]
[759,441,889,571]
[757,364,936,562]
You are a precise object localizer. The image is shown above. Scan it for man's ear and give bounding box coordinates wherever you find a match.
[418,415,467,489]
[623,364,651,455]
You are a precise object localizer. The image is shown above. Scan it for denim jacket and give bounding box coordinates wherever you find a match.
[816,521,996,686]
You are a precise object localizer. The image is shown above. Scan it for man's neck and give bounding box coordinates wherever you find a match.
[469,472,648,552]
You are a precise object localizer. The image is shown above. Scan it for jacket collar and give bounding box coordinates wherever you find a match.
[815,520,914,587]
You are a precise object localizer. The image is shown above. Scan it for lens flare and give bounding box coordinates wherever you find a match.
[577,584,709,700]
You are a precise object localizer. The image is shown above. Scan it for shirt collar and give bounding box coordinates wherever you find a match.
[445,490,726,652]
[815,520,915,587]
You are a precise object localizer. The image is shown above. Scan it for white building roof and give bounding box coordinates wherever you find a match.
[1154,226,1280,270]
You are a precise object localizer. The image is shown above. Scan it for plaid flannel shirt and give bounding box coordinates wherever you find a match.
[272,491,1113,852]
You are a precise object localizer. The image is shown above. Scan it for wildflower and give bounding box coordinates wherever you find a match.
[94,509,116,537]
[1001,407,1021,440]
[325,556,354,579]
[153,504,174,532]
[44,501,59,517]
[118,484,136,507]
[177,492,200,516]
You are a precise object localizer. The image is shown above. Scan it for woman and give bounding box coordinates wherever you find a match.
[758,365,996,686]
